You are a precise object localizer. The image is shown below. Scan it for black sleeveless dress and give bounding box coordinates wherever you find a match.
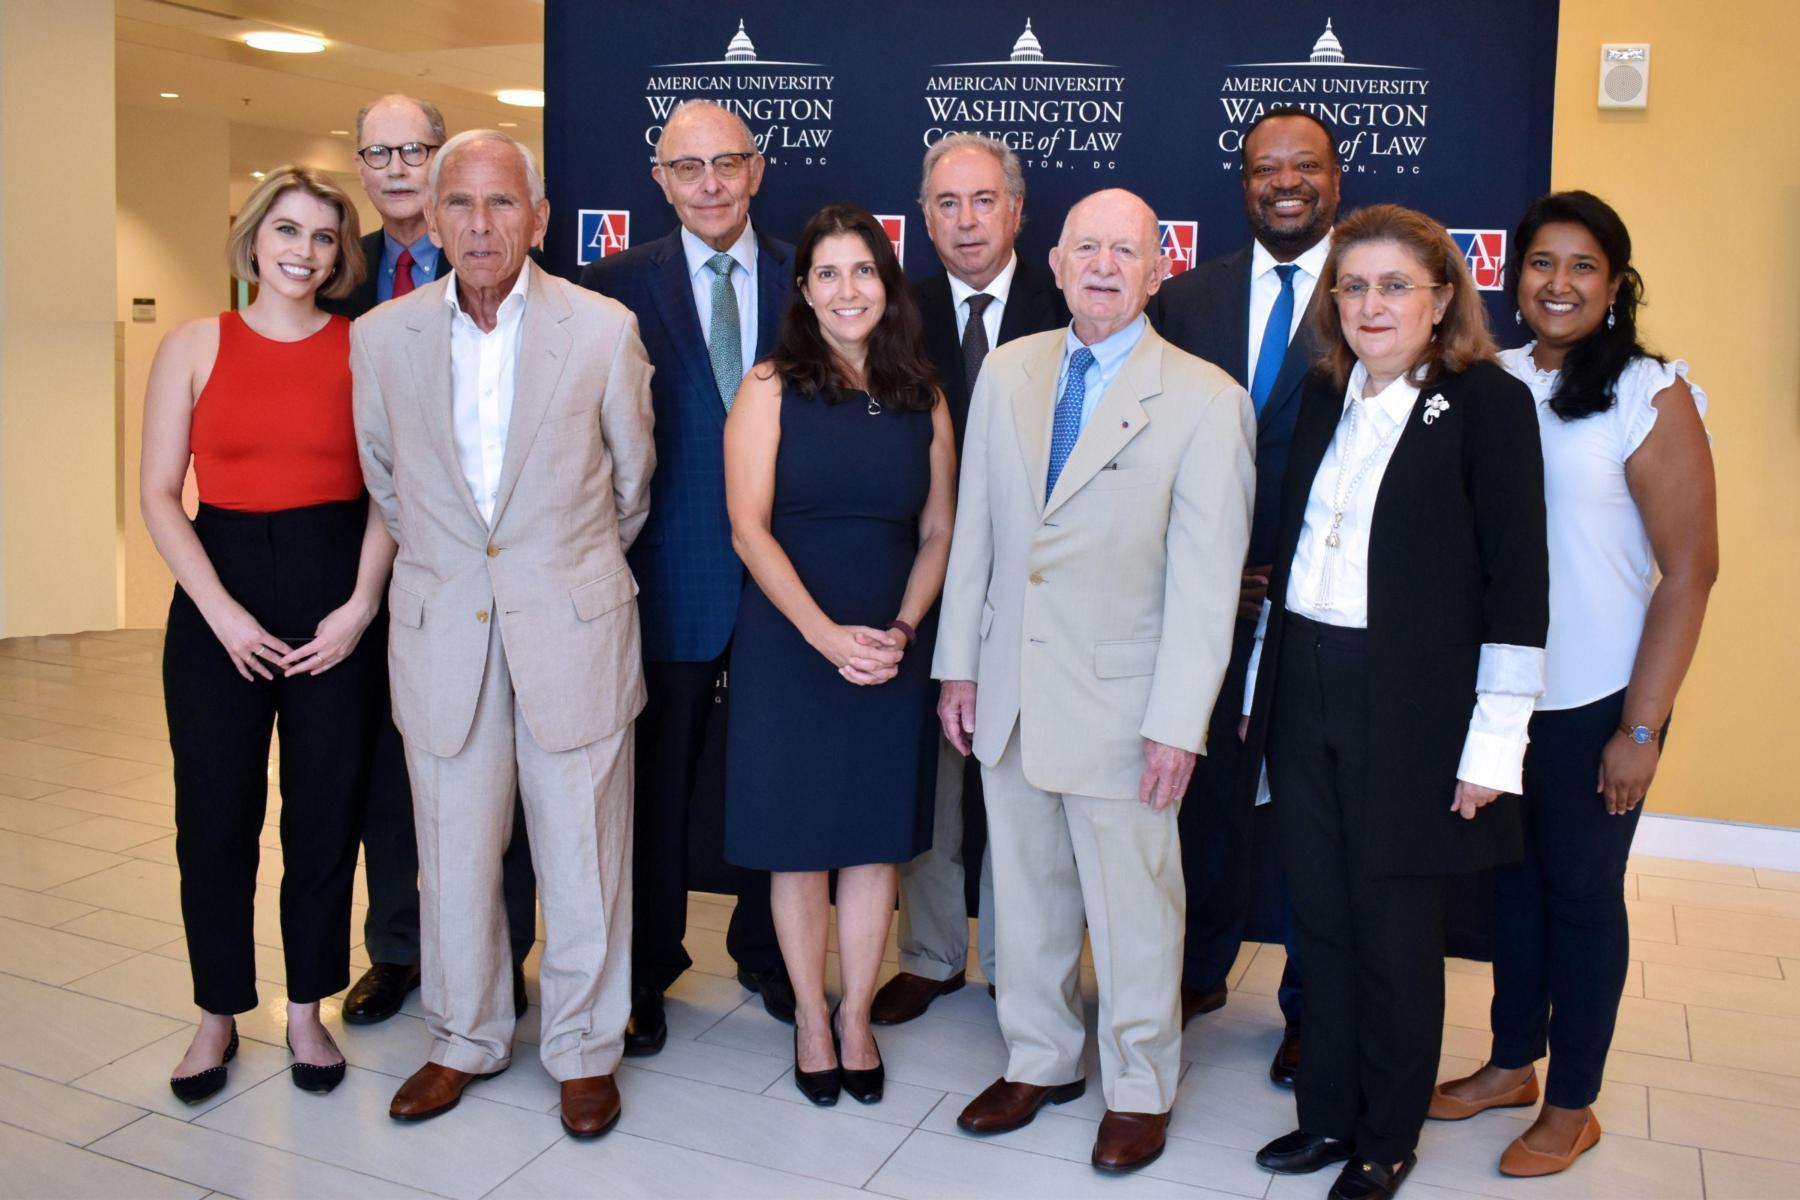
[725,384,936,871]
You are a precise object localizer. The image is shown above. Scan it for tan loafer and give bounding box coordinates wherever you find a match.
[1500,1109,1601,1176]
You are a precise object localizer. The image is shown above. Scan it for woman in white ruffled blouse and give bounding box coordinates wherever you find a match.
[1431,191,1718,1178]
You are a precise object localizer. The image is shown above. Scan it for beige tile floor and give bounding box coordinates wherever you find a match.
[0,628,1796,1198]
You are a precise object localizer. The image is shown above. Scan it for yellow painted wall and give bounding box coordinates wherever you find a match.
[1553,0,1800,826]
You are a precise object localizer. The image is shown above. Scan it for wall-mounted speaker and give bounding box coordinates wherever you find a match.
[1598,43,1651,109]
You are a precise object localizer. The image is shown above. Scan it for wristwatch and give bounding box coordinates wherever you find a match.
[1618,722,1660,746]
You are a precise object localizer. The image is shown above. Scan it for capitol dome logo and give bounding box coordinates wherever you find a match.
[640,23,836,168]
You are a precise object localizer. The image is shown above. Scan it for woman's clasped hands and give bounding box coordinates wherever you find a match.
[814,624,906,686]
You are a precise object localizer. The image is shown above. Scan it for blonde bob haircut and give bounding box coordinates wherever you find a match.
[227,166,365,301]
[1314,202,1496,391]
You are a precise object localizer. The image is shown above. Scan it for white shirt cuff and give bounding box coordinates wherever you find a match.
[1476,643,1547,698]
[1457,691,1535,794]
[1242,598,1271,717]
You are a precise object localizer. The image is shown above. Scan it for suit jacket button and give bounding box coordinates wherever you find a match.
[486,544,500,557]
[476,610,489,623]
[1028,572,1045,585]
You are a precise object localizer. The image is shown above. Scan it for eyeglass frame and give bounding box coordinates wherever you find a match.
[1328,279,1447,301]
[656,151,759,185]
[356,142,441,169]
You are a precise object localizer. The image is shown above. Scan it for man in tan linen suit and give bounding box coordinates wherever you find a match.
[352,130,654,1136]
[934,189,1254,1172]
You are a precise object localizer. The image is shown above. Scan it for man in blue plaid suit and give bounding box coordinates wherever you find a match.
[580,100,794,1053]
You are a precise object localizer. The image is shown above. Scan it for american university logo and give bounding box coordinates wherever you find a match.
[1447,230,1507,290]
[875,215,906,266]
[1159,221,1198,276]
[576,210,630,267]
[642,22,836,167]
[922,20,1128,171]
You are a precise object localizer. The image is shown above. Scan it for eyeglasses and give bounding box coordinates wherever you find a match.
[357,142,440,169]
[1329,280,1445,301]
[658,152,757,184]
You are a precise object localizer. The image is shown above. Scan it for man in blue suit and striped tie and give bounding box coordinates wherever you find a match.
[1149,107,1341,1087]
[580,100,794,1053]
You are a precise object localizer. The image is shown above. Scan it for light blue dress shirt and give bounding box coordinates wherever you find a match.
[1054,314,1148,433]
[376,231,440,303]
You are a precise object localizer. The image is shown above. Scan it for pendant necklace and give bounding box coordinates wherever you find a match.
[1314,396,1403,609]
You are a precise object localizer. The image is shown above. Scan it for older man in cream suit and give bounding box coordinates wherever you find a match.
[352,129,654,1137]
[935,189,1254,1172]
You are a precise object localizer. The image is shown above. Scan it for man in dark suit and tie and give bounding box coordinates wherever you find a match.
[869,133,1068,1026]
[326,94,540,1028]
[580,99,793,1052]
[1150,108,1341,1085]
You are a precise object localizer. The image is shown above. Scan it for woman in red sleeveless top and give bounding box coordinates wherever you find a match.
[140,166,389,1102]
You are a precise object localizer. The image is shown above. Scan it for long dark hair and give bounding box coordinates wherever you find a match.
[1508,190,1662,421]
[766,203,937,411]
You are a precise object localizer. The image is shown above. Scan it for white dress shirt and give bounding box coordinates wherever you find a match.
[681,220,759,380]
[1500,344,1710,711]
[947,251,1018,348]
[1246,234,1330,385]
[447,265,530,526]
[1244,362,1545,794]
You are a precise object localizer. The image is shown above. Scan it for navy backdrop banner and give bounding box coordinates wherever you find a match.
[545,1,1558,333]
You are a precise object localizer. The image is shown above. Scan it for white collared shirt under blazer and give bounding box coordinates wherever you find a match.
[1500,344,1710,711]
[446,264,530,525]
[932,322,1256,799]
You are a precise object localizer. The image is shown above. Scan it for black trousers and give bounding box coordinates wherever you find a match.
[633,655,781,994]
[1180,623,1303,1025]
[164,500,381,1014]
[1490,689,1649,1108]
[1268,613,1449,1165]
[360,712,537,967]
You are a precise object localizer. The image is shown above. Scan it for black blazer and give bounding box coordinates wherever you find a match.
[1242,358,1549,876]
[1150,246,1324,569]
[911,257,1069,453]
[319,229,451,320]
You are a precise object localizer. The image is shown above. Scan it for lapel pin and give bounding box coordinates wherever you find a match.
[1121,420,1130,428]
[1423,394,1449,425]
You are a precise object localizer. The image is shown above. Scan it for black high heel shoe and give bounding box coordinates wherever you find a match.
[793,1023,841,1106]
[286,1028,347,1094]
[170,1020,238,1104]
[833,1007,884,1105]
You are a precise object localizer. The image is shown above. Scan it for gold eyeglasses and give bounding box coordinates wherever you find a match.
[1329,280,1445,301]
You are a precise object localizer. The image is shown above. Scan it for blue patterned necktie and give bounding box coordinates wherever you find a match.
[1046,345,1095,501]
[706,252,743,410]
[1249,263,1298,414]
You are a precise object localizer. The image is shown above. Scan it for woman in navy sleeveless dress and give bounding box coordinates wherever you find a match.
[724,205,956,1106]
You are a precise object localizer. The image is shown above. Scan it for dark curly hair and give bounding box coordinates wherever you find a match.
[1508,190,1663,421]
[766,203,937,411]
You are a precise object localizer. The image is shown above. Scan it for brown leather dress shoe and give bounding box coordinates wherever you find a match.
[559,1075,622,1139]
[1092,1110,1169,1172]
[1499,1109,1600,1176]
[957,1077,1086,1134]
[1270,1025,1301,1087]
[1429,1069,1539,1120]
[389,1062,504,1121]
[1181,984,1228,1026]
[870,972,965,1025]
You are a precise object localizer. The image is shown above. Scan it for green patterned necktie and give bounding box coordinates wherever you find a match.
[706,252,743,410]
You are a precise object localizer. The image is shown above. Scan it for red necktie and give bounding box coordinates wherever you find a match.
[391,248,416,298]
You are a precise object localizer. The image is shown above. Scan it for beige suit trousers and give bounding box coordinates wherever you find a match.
[984,730,1185,1114]
[897,735,995,983]
[405,617,633,1081]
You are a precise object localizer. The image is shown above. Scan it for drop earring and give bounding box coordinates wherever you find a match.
[1513,308,1522,327]
[1607,304,1616,330]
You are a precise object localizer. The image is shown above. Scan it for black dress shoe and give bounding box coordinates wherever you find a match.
[1181,983,1228,1026]
[737,964,797,1024]
[624,986,667,1057]
[1257,1129,1356,1175]
[169,1021,238,1104]
[1328,1153,1416,1200]
[286,1032,346,1094]
[792,1026,840,1106]
[1270,1024,1301,1087]
[343,963,420,1026]
[832,1007,884,1104]
[513,962,529,1018]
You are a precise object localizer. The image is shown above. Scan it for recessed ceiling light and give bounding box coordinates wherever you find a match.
[159,91,180,99]
[330,129,350,135]
[250,171,266,179]
[497,121,519,128]
[244,32,326,54]
[497,89,544,108]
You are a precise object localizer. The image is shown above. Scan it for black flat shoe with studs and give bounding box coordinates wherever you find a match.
[287,1031,347,1094]
[170,1021,239,1104]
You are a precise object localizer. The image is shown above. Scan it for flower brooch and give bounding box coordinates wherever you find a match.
[1422,394,1450,425]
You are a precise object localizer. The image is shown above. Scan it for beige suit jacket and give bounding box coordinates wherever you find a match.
[352,262,656,758]
[932,324,1255,800]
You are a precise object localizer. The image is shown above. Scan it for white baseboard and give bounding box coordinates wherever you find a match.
[1634,813,1800,872]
